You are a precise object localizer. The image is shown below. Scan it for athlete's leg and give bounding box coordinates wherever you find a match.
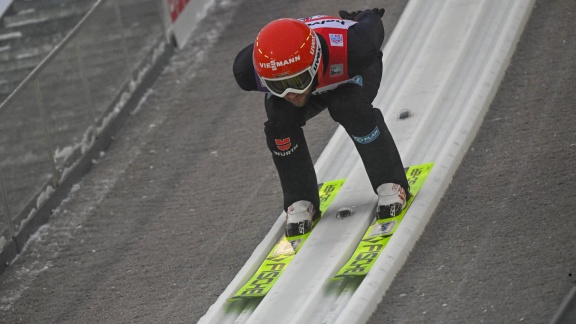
[324,60,409,194]
[264,95,320,211]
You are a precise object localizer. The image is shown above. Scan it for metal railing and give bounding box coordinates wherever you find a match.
[0,0,168,256]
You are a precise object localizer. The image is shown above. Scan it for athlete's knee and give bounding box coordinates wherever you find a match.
[329,103,378,130]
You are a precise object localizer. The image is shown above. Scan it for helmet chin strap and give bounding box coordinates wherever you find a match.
[310,74,320,92]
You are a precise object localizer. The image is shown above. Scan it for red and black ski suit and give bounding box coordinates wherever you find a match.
[233,11,409,211]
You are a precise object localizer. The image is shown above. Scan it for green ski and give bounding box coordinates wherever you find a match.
[228,178,346,301]
[331,162,434,281]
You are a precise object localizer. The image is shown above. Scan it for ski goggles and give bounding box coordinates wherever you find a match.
[260,67,315,98]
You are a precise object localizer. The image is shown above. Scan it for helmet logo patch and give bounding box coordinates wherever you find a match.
[259,56,301,71]
[309,33,316,55]
[312,42,321,73]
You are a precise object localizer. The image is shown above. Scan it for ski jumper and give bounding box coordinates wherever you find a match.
[233,11,409,211]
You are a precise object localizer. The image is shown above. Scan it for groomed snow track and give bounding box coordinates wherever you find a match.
[200,1,535,323]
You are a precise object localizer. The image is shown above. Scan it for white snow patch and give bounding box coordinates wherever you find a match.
[220,0,234,8]
[0,32,22,41]
[1,225,52,312]
[16,51,38,60]
[80,128,95,155]
[21,208,37,230]
[130,88,154,116]
[16,185,55,231]
[34,185,53,210]
[54,145,75,161]
[0,235,7,251]
[60,164,76,183]
[0,259,53,311]
[54,126,96,161]
[17,9,36,15]
[6,17,49,28]
[19,225,50,256]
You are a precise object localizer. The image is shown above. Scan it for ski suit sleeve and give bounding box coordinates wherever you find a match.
[233,43,259,91]
[346,10,385,76]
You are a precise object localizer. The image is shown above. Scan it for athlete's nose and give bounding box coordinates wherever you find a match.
[285,92,299,100]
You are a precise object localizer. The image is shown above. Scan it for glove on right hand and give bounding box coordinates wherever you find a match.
[338,8,385,21]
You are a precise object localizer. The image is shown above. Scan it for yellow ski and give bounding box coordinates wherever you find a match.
[331,163,434,281]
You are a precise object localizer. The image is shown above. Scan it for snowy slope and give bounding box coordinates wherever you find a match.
[199,0,535,323]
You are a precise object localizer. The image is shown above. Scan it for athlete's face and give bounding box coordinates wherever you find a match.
[284,87,312,107]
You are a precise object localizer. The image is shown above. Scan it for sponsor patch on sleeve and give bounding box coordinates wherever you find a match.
[330,64,344,77]
[329,33,344,47]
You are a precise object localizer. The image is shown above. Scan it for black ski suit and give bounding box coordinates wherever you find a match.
[233,11,409,211]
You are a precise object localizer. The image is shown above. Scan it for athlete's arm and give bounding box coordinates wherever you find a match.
[346,10,385,76]
[233,43,259,91]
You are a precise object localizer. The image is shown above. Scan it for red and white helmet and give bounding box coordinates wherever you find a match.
[253,18,322,97]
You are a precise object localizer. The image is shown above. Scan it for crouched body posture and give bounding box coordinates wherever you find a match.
[233,9,410,238]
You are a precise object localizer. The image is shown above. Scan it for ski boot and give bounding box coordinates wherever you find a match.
[375,183,407,220]
[285,200,319,238]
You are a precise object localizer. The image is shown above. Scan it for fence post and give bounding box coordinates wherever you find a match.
[74,37,98,124]
[112,0,130,71]
[156,0,174,44]
[34,79,59,187]
[0,169,14,239]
